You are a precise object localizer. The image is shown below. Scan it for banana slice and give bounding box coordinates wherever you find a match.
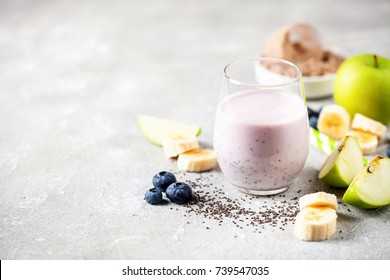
[351,113,388,140]
[317,104,351,139]
[294,206,337,241]
[177,149,217,172]
[347,130,378,155]
[162,134,199,158]
[299,192,338,210]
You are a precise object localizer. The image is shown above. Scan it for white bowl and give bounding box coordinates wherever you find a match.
[256,48,348,100]
[303,73,336,99]
[253,59,337,100]
[298,48,349,99]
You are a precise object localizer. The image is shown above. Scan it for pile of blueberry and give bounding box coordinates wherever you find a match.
[144,171,192,205]
[307,106,322,130]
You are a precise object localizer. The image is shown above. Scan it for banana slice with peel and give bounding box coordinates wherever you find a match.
[317,104,350,139]
[347,130,378,155]
[351,113,388,140]
[177,149,217,172]
[294,206,337,241]
[162,134,199,158]
[299,191,338,210]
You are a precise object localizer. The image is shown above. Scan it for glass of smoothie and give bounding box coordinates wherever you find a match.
[214,58,309,195]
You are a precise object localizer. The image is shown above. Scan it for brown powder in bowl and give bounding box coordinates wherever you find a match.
[263,23,344,77]
[298,51,344,76]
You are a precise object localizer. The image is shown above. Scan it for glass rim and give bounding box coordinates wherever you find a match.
[223,57,302,88]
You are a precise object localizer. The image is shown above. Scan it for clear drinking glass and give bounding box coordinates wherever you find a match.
[214,58,310,195]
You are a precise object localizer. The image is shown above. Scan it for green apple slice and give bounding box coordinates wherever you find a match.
[318,136,364,187]
[343,156,390,209]
[137,114,202,146]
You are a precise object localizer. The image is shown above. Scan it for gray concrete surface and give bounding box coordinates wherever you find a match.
[1,0,390,259]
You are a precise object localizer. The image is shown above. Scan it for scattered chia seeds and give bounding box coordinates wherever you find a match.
[169,171,300,233]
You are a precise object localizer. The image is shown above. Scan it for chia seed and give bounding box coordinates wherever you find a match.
[171,171,300,233]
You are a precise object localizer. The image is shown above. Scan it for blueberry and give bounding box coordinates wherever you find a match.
[309,115,318,129]
[144,188,163,205]
[153,171,176,192]
[307,106,323,119]
[307,107,317,118]
[166,182,192,204]
[387,146,390,158]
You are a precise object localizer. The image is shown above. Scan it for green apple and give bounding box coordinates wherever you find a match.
[333,54,390,125]
[318,136,364,187]
[137,114,201,146]
[343,156,390,209]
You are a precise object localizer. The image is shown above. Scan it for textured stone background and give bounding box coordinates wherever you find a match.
[0,0,389,259]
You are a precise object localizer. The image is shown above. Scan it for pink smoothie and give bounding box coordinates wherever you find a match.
[214,91,309,192]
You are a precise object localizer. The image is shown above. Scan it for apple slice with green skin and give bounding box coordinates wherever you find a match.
[137,115,202,146]
[343,156,390,209]
[318,136,364,187]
